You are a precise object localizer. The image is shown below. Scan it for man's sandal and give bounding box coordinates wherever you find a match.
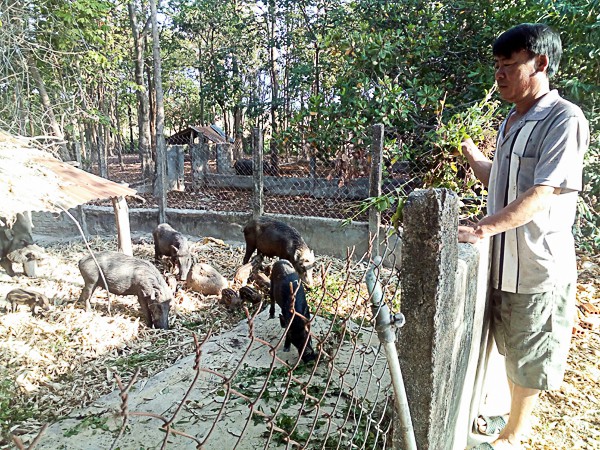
[471,443,494,449]
[474,415,507,436]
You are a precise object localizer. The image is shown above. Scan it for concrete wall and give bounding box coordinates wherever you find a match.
[203,173,369,200]
[32,206,402,268]
[397,189,491,450]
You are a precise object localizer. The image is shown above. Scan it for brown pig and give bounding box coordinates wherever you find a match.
[6,288,51,315]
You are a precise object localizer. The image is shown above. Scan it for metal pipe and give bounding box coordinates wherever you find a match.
[366,257,417,450]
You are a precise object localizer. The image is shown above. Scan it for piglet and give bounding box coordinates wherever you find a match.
[6,288,51,315]
[153,223,193,281]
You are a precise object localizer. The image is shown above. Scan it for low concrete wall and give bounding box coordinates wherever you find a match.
[397,189,491,450]
[204,173,369,200]
[32,207,402,268]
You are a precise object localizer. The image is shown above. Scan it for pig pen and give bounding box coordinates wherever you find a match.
[0,235,400,449]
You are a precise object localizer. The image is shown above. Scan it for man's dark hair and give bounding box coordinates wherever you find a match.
[493,23,562,77]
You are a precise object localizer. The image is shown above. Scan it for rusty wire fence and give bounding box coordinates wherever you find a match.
[15,244,410,450]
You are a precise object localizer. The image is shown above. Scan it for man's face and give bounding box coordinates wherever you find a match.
[494,49,543,105]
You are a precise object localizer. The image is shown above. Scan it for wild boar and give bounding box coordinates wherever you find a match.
[153,223,193,281]
[270,260,315,362]
[78,251,172,329]
[243,217,315,287]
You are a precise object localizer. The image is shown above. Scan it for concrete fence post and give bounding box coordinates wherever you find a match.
[252,128,264,217]
[190,143,209,189]
[216,143,234,174]
[166,145,185,192]
[369,123,384,256]
[398,188,460,449]
[396,187,492,450]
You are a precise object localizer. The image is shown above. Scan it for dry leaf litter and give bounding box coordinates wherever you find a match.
[0,235,597,449]
[0,235,382,448]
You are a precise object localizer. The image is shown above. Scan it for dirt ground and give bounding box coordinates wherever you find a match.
[0,233,598,449]
[0,152,598,448]
[1,235,389,449]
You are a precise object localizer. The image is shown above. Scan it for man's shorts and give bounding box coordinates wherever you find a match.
[490,284,576,390]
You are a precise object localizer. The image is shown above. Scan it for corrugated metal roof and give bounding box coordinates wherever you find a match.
[166,125,228,144]
[0,130,136,224]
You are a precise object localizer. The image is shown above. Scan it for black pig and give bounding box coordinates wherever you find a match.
[270,260,315,362]
[6,288,51,315]
[78,251,172,329]
[234,159,277,176]
[153,223,193,281]
[243,217,315,287]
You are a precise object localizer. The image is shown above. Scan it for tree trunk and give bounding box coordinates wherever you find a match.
[128,2,153,179]
[114,91,124,169]
[26,53,69,160]
[150,0,167,224]
[128,102,135,153]
[198,40,205,126]
[145,34,157,158]
[267,0,279,174]
[97,123,108,178]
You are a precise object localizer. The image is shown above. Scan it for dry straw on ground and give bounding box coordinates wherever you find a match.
[0,236,597,449]
[0,236,380,448]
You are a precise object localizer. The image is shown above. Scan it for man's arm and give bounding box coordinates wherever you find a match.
[461,138,493,186]
[472,184,560,239]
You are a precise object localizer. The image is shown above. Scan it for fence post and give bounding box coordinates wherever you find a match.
[190,143,209,189]
[252,128,264,217]
[369,124,384,256]
[216,143,234,174]
[111,196,133,256]
[166,145,185,191]
[398,188,462,449]
[155,141,168,224]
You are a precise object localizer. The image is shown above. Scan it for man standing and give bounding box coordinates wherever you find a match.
[459,24,589,450]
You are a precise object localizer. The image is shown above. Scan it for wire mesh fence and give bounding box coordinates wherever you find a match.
[8,238,407,450]
[105,125,426,227]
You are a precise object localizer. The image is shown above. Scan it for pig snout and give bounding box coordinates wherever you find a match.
[177,253,192,281]
[36,294,51,311]
[301,346,316,362]
[297,265,314,288]
[290,314,315,362]
[149,300,171,329]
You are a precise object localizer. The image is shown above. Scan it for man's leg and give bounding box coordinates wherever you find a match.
[491,380,539,449]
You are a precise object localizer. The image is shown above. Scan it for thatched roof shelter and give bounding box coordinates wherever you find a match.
[0,130,137,253]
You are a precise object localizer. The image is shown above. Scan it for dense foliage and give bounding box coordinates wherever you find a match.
[0,0,598,247]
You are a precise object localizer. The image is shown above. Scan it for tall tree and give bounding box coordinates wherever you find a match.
[128,1,153,178]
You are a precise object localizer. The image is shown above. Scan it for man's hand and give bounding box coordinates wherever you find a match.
[460,138,478,157]
[460,138,492,186]
[458,225,480,244]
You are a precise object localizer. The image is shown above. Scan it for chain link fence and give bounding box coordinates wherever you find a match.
[119,124,426,227]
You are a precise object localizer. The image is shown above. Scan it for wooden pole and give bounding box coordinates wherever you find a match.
[112,196,133,256]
